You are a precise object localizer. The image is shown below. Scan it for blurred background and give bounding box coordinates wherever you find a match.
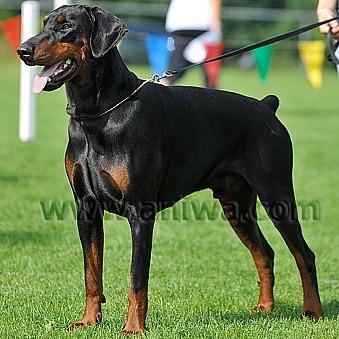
[0,0,325,65]
[0,1,338,338]
[0,0,334,88]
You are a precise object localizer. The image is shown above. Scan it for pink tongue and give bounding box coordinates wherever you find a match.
[33,60,64,94]
[32,76,48,94]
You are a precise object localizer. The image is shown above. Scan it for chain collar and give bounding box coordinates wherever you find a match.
[68,74,168,122]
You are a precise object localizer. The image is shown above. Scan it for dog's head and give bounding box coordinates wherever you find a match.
[17,5,128,92]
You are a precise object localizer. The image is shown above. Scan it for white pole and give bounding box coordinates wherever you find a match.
[54,0,72,9]
[19,1,40,142]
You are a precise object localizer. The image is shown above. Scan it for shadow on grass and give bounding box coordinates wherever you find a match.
[0,175,31,183]
[0,230,50,245]
[169,301,339,326]
[322,300,339,319]
[17,301,339,338]
[194,306,298,325]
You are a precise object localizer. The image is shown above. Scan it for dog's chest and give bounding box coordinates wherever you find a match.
[67,120,132,202]
[66,150,131,206]
[70,151,130,205]
[89,157,130,200]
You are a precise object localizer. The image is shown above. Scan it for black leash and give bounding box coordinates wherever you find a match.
[162,15,339,78]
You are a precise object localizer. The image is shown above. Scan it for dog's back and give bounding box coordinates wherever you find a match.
[137,84,285,202]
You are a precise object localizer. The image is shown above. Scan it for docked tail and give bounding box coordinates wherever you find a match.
[261,95,279,114]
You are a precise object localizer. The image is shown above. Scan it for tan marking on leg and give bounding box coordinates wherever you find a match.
[234,227,274,312]
[294,252,323,319]
[69,237,105,330]
[251,254,274,312]
[222,202,274,312]
[123,287,147,334]
[83,241,104,323]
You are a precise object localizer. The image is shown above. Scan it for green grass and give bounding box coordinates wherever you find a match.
[0,58,338,339]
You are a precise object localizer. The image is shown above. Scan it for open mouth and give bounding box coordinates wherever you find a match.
[33,58,77,93]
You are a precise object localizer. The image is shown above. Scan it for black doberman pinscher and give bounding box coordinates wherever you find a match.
[17,5,323,334]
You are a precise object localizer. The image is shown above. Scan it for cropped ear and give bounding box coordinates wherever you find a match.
[84,6,128,59]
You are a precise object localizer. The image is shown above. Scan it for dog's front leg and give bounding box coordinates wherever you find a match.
[69,198,105,330]
[123,206,155,335]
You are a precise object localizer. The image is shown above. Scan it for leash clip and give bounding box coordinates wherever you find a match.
[150,74,162,83]
[151,71,175,83]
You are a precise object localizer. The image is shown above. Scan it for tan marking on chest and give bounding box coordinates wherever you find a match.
[65,153,75,185]
[103,162,129,194]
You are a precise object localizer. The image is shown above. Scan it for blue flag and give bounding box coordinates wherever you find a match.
[145,34,170,74]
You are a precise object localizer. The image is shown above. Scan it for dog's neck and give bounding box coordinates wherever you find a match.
[65,47,141,118]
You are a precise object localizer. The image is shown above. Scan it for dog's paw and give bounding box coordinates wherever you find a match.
[251,303,273,313]
[68,321,88,331]
[68,312,102,331]
[122,323,146,336]
[301,310,323,321]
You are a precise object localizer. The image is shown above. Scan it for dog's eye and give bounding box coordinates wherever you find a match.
[61,23,72,30]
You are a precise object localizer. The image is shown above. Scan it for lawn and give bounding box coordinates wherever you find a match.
[0,57,338,339]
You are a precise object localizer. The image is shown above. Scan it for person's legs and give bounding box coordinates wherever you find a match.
[162,30,206,85]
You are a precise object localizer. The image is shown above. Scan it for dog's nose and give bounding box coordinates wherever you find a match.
[17,43,35,59]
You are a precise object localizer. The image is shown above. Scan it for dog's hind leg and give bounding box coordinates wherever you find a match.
[245,125,323,319]
[215,176,275,312]
[252,174,323,319]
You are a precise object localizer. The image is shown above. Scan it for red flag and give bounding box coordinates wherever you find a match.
[2,16,21,57]
[203,42,224,89]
